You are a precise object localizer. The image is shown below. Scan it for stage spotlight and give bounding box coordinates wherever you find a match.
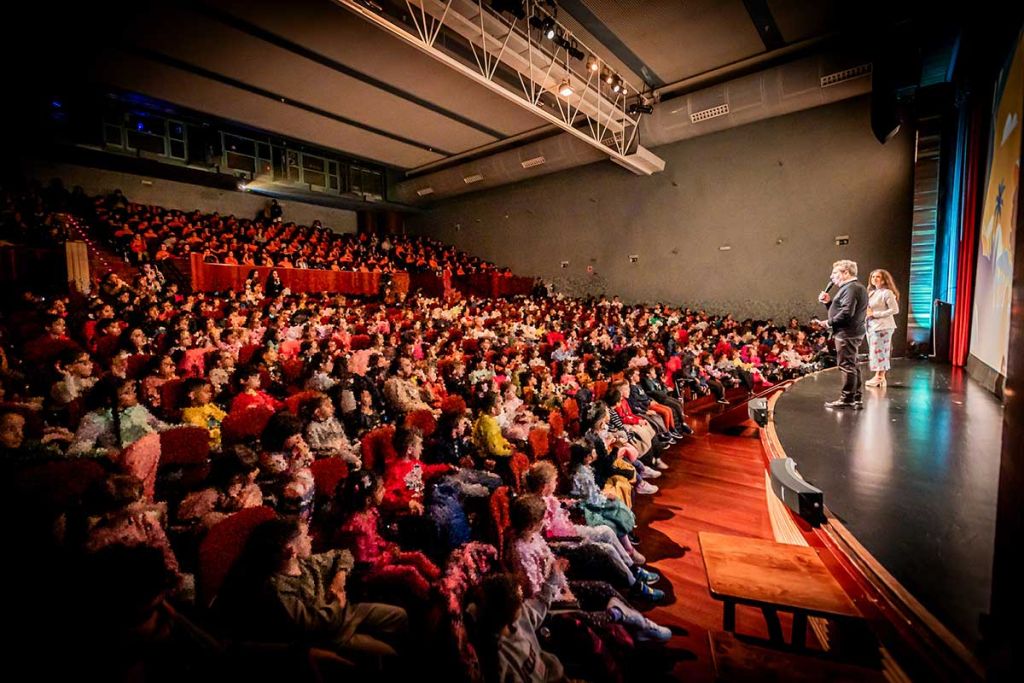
[567,39,585,61]
[558,78,574,97]
[604,71,614,85]
[612,79,622,93]
[544,18,556,40]
[587,56,599,72]
[627,102,653,116]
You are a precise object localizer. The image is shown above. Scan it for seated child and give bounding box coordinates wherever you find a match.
[180,377,227,450]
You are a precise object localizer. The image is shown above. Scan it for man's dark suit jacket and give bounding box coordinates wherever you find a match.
[827,279,869,339]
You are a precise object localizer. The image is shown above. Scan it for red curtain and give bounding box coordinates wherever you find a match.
[951,108,984,367]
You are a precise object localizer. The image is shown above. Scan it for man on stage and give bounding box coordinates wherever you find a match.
[817,259,869,409]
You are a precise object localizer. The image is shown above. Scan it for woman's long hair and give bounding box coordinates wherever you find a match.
[868,269,900,301]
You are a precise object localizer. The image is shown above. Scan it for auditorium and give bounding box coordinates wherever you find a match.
[3,1,1022,681]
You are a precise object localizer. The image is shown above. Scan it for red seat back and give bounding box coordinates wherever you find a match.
[221,406,275,447]
[120,431,162,501]
[160,425,211,466]
[197,506,276,608]
[311,459,349,499]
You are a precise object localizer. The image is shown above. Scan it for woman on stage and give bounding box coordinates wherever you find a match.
[865,269,900,387]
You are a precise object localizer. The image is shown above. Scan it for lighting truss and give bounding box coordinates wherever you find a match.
[333,0,664,175]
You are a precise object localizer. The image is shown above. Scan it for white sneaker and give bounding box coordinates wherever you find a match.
[654,458,669,470]
[638,463,662,479]
[606,597,672,643]
[636,480,659,495]
[635,621,673,643]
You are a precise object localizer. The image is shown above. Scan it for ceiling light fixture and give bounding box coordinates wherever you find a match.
[587,56,599,72]
[558,78,574,97]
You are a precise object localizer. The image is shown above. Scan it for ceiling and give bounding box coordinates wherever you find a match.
[15,0,938,200]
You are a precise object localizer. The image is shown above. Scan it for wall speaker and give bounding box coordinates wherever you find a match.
[769,458,824,526]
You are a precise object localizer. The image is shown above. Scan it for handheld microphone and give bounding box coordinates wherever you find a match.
[823,280,835,295]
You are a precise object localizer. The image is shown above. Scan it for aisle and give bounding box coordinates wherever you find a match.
[630,430,781,681]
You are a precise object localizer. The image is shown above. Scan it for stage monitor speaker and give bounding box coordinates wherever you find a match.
[748,397,769,427]
[933,300,952,362]
[769,458,824,526]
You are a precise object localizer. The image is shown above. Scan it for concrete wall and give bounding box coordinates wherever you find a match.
[25,161,358,233]
[409,96,915,345]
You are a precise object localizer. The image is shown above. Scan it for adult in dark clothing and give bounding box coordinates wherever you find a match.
[640,365,692,435]
[818,259,869,408]
[265,270,285,298]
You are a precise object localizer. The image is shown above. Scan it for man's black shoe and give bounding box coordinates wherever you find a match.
[824,399,857,409]
[678,423,694,435]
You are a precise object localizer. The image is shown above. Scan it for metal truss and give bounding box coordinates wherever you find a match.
[333,0,664,174]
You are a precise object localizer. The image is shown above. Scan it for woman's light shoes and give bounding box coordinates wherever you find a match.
[865,377,887,387]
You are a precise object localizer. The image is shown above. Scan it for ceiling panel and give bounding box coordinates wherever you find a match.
[119,5,496,155]
[580,0,767,84]
[91,49,444,169]
[207,0,545,137]
[766,0,844,44]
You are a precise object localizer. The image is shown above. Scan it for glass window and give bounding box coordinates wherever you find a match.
[225,152,256,174]
[169,121,185,140]
[104,123,123,147]
[302,155,325,173]
[127,131,166,155]
[127,114,165,137]
[169,140,186,159]
[222,134,256,157]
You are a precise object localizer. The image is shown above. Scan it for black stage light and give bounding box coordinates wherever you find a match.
[627,102,654,116]
[543,18,556,40]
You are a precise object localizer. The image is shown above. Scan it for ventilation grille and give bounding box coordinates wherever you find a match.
[820,64,872,88]
[520,156,546,169]
[462,173,484,184]
[690,103,730,123]
[415,187,435,196]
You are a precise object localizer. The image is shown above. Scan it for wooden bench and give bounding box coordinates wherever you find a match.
[709,631,885,682]
[699,531,862,648]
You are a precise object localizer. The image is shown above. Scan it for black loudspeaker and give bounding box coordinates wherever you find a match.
[933,300,952,362]
[748,397,769,427]
[769,458,824,526]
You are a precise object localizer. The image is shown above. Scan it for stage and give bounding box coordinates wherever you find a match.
[770,359,1002,652]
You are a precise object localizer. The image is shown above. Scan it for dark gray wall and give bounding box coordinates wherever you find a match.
[409,95,914,348]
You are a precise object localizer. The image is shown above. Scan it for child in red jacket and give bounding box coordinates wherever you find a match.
[336,469,441,604]
[381,428,454,515]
